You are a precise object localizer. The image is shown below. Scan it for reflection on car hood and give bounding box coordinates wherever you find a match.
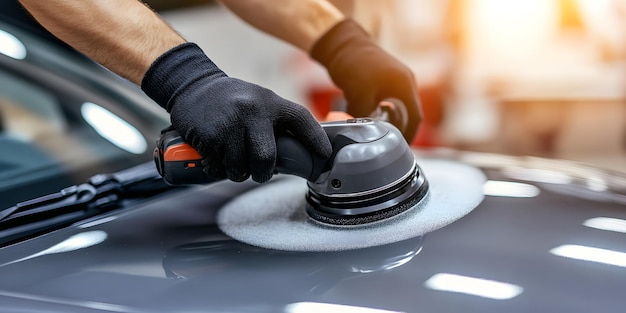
[0,150,625,313]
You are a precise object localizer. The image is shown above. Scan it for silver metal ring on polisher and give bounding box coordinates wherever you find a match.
[307,160,418,199]
[306,164,428,219]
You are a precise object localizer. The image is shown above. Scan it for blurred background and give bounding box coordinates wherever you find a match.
[148,0,626,172]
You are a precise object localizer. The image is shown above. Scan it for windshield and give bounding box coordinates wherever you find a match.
[0,24,169,211]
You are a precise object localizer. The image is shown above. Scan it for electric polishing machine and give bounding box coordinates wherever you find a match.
[154,104,430,226]
[154,118,376,185]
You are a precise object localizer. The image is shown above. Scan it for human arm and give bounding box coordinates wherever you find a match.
[218,0,344,52]
[17,0,332,183]
[18,0,185,84]
[219,0,423,142]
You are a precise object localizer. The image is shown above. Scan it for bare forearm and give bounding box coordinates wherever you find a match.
[18,0,186,84]
[218,0,344,52]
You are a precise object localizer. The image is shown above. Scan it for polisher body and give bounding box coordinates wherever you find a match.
[302,119,428,225]
[156,119,429,226]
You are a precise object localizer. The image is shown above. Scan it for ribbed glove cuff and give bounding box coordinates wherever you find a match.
[141,42,224,112]
[309,19,372,67]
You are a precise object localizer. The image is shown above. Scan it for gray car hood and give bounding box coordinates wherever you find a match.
[0,151,625,313]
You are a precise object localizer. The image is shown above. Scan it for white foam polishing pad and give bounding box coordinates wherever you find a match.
[217,157,486,252]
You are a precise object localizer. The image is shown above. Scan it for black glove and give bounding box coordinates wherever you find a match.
[142,43,332,183]
[310,19,422,143]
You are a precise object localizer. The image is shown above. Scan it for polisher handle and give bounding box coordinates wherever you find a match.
[330,97,411,142]
[154,118,388,185]
[369,98,409,137]
[154,128,325,185]
[274,135,324,181]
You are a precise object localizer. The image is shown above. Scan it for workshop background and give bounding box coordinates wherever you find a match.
[150,0,626,173]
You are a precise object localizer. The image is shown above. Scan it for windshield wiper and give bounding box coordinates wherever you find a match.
[0,162,175,246]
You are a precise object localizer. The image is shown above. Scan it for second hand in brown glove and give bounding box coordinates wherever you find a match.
[310,19,423,143]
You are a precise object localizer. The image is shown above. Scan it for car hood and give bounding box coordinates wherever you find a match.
[0,150,625,313]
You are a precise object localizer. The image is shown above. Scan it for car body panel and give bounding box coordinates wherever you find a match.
[1,151,625,313]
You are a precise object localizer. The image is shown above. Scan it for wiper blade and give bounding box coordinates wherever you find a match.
[0,162,174,246]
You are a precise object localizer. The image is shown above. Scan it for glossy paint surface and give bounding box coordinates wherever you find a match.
[0,151,625,313]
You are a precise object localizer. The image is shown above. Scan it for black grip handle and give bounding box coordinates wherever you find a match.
[155,129,324,185]
[275,136,318,180]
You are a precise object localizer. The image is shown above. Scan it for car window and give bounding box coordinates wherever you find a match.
[0,68,64,181]
[0,67,155,209]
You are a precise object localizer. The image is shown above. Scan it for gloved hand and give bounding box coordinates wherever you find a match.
[310,19,422,143]
[142,43,332,183]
